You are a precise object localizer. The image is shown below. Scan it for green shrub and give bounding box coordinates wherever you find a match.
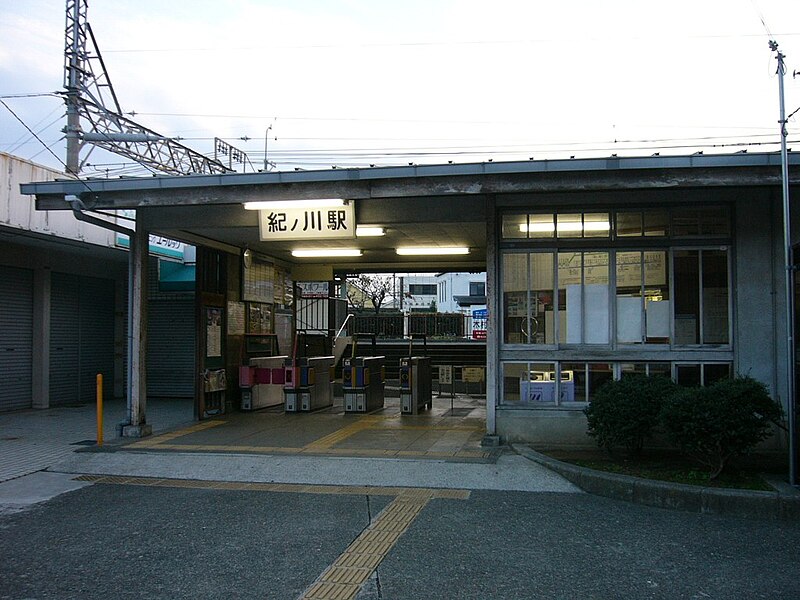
[584,375,678,457]
[660,376,783,479]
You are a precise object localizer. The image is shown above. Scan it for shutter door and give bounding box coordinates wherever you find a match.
[50,273,115,406]
[0,266,33,411]
[50,273,80,405]
[78,276,115,403]
[147,298,195,397]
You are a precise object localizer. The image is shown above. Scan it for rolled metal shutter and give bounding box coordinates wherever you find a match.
[78,276,115,403]
[147,298,195,397]
[50,273,115,406]
[50,273,80,405]
[0,266,33,411]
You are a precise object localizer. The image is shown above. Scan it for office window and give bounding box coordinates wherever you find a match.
[469,281,485,296]
[503,252,555,344]
[616,209,669,238]
[504,362,557,404]
[560,362,613,402]
[615,251,670,344]
[672,207,730,237]
[408,284,436,295]
[676,363,731,386]
[558,251,609,344]
[673,249,729,345]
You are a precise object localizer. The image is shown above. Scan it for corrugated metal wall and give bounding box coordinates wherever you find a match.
[0,266,33,411]
[147,298,196,397]
[49,273,114,406]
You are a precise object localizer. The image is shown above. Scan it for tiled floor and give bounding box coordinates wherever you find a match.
[0,398,193,483]
[126,395,494,461]
[0,393,491,485]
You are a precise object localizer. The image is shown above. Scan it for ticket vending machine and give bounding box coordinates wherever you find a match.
[342,356,386,413]
[400,356,433,415]
[284,356,335,412]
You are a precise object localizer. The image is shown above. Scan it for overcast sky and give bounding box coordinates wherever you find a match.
[1,0,799,176]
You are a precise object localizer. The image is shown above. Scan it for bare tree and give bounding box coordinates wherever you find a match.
[347,274,395,313]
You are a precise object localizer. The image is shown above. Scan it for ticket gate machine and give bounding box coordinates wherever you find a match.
[342,356,386,413]
[239,356,288,410]
[284,356,335,412]
[400,356,433,415]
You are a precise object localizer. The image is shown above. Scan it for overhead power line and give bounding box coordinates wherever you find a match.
[101,31,800,54]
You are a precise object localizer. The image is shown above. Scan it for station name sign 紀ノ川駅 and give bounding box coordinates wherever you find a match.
[258,204,356,241]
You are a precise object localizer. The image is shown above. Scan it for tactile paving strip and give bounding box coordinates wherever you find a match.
[299,489,437,600]
[73,475,469,600]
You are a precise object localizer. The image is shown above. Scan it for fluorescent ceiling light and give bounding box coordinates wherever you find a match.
[519,221,610,233]
[291,248,362,258]
[396,247,469,256]
[244,198,346,210]
[356,226,385,237]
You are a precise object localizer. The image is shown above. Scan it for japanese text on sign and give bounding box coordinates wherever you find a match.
[472,308,487,340]
[298,281,329,298]
[258,204,356,241]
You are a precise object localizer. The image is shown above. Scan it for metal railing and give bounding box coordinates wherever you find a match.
[346,312,485,340]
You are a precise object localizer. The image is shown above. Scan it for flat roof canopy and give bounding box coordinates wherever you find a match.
[21,152,799,273]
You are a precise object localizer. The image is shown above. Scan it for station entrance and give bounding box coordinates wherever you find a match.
[181,266,492,462]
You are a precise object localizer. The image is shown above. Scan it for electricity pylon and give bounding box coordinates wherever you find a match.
[63,0,231,176]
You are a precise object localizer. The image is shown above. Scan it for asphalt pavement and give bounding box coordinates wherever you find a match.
[1,478,798,600]
[2,400,799,599]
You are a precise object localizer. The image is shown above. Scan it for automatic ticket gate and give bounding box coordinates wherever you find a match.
[239,355,288,411]
[342,356,386,413]
[400,356,433,415]
[284,356,335,412]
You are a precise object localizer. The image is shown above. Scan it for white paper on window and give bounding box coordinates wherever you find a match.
[617,296,643,342]
[645,299,671,339]
[585,284,609,344]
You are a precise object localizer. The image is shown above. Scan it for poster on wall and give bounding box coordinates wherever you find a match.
[206,308,222,358]
[243,255,275,303]
[247,303,273,334]
[227,301,245,335]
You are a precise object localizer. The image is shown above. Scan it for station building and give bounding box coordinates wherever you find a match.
[16,151,800,454]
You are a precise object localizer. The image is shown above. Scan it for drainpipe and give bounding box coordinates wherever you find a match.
[66,195,137,434]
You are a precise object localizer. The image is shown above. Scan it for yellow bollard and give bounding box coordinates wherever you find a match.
[96,373,103,447]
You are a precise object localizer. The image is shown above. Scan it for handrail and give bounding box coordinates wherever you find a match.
[335,313,354,339]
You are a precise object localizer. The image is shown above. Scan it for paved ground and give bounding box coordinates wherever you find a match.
[1,477,798,599]
[2,399,799,599]
[0,398,193,483]
[127,395,493,461]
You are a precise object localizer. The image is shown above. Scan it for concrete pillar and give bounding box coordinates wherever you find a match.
[122,224,151,438]
[485,196,498,438]
[31,267,51,409]
[113,276,126,401]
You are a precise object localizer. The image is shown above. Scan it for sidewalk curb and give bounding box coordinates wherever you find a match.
[512,444,800,521]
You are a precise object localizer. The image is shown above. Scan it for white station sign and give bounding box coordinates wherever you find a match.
[258,204,356,241]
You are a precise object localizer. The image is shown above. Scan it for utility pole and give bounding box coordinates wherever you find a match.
[770,40,797,487]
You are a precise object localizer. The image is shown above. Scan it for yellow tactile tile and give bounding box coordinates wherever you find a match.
[336,553,383,571]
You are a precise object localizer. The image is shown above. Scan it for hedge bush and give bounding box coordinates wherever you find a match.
[584,374,678,457]
[660,376,782,479]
